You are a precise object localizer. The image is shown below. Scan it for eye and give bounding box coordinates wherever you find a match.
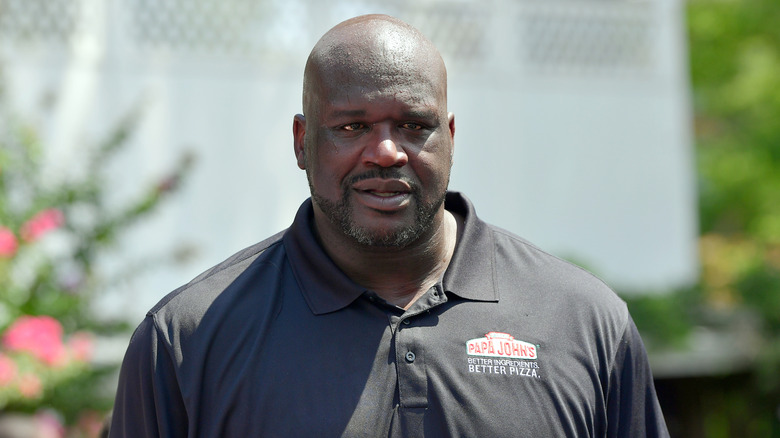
[401,122,424,130]
[342,123,365,131]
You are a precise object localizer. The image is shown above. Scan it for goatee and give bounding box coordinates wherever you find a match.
[309,169,446,248]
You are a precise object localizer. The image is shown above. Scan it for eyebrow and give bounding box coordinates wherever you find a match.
[328,109,367,119]
[326,108,438,120]
[402,109,437,120]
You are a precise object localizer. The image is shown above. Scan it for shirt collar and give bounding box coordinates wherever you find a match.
[283,192,498,315]
[282,199,365,315]
[441,192,499,303]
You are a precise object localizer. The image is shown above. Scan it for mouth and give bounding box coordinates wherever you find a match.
[351,180,413,212]
[367,190,404,197]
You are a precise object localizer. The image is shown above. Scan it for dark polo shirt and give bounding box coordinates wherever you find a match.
[110,192,668,437]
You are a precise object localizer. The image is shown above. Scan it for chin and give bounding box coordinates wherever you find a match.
[347,224,421,248]
[312,183,445,248]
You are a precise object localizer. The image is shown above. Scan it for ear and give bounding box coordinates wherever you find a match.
[447,112,456,158]
[293,114,307,170]
[447,112,455,140]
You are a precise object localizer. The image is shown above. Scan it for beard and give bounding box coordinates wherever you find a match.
[308,169,447,248]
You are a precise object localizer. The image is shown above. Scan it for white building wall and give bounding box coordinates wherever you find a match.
[0,0,698,322]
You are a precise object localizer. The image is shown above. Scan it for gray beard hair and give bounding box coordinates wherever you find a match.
[308,170,446,248]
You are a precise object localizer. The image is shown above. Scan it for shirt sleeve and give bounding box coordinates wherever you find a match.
[109,316,188,438]
[606,316,670,438]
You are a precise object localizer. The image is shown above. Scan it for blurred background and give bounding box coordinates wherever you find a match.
[0,0,777,436]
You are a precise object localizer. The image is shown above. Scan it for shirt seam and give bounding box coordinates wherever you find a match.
[149,313,189,425]
[148,239,283,315]
[191,239,283,287]
[604,311,631,405]
[490,226,621,300]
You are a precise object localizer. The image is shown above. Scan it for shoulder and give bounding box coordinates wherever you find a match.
[145,229,289,340]
[446,192,627,325]
[488,223,629,330]
[485,225,635,379]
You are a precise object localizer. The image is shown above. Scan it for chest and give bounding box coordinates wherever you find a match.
[177,297,611,437]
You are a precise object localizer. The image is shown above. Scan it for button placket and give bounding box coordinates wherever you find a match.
[395,322,427,409]
[392,285,445,410]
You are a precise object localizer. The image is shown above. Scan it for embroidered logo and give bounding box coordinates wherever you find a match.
[466,332,541,378]
[466,332,537,359]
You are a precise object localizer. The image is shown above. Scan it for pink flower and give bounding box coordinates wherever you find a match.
[18,373,43,398]
[0,353,17,384]
[2,315,67,366]
[35,411,66,438]
[76,411,106,438]
[0,226,18,257]
[67,331,94,362]
[20,208,64,242]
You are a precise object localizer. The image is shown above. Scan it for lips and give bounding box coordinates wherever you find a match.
[351,179,413,211]
[368,191,402,197]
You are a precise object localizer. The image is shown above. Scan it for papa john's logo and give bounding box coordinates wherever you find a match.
[466,332,537,360]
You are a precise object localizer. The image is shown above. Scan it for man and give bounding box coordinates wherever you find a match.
[110,14,669,437]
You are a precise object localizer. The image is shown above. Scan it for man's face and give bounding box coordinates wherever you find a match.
[294,56,455,248]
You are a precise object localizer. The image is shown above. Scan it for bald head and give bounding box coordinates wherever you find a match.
[292,15,456,250]
[302,14,448,118]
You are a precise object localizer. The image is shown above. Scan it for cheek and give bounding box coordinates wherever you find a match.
[418,138,454,175]
[413,151,452,188]
[308,145,355,192]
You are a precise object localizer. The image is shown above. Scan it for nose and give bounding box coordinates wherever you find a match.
[362,128,409,168]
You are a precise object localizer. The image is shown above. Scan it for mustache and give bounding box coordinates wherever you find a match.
[345,169,417,190]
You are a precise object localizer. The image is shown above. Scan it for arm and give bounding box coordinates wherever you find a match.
[606,316,670,438]
[109,316,188,438]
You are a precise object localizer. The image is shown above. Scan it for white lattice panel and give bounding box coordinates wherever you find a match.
[0,0,696,320]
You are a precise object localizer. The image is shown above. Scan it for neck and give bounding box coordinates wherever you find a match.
[315,209,459,309]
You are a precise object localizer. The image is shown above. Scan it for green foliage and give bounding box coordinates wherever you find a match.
[689,0,780,376]
[0,80,193,428]
[626,0,780,435]
[624,286,700,349]
[690,0,780,240]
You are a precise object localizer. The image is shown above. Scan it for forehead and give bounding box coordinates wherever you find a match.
[313,53,446,116]
[326,69,441,105]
